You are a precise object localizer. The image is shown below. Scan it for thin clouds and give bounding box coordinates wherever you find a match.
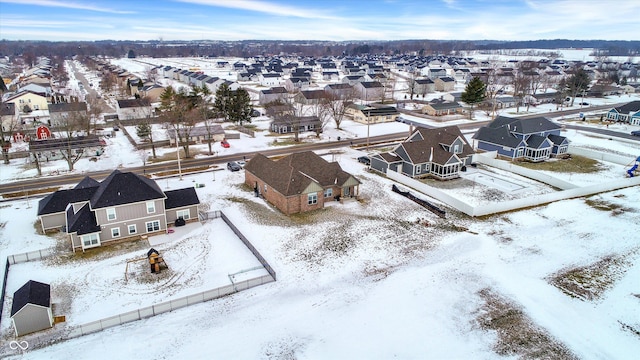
[1,0,638,41]
[0,0,134,14]
[175,0,340,20]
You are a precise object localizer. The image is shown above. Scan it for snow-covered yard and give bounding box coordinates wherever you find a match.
[1,134,639,358]
[1,53,640,358]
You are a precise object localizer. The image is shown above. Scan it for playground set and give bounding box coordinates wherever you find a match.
[626,156,640,177]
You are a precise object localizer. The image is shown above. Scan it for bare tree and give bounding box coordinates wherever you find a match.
[58,112,88,171]
[483,68,508,118]
[160,87,199,158]
[145,66,158,83]
[86,95,104,135]
[0,98,19,164]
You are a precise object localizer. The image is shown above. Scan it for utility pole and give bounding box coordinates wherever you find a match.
[366,110,371,150]
[176,131,182,180]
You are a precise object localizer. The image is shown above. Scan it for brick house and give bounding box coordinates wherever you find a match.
[244,151,361,215]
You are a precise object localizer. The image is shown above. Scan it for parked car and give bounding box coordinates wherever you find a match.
[357,156,370,165]
[237,160,246,168]
[631,130,640,137]
[227,161,241,171]
[221,139,230,148]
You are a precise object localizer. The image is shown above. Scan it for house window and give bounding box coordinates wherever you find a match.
[308,193,318,205]
[416,165,422,174]
[264,184,267,193]
[146,220,160,232]
[176,209,190,220]
[324,188,333,198]
[454,144,460,153]
[147,201,155,214]
[106,208,116,221]
[111,227,120,238]
[82,233,100,248]
[128,224,137,234]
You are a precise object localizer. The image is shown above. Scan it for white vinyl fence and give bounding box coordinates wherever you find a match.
[387,151,640,217]
[68,274,274,337]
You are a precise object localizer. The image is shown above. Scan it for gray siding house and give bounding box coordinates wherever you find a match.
[11,280,53,337]
[370,126,475,180]
[38,170,200,252]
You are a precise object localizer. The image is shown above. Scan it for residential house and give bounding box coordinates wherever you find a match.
[354,81,385,101]
[414,78,435,96]
[370,125,475,180]
[422,101,462,116]
[270,115,322,134]
[116,98,153,120]
[243,151,361,215]
[259,87,288,105]
[5,90,49,113]
[606,101,640,125]
[324,83,354,100]
[48,102,88,128]
[434,77,455,92]
[37,170,200,251]
[427,68,448,79]
[473,116,568,161]
[346,103,399,124]
[29,135,105,161]
[139,84,165,102]
[10,280,53,337]
[19,82,52,97]
[168,125,226,145]
[284,77,310,92]
[294,90,326,105]
[341,75,366,86]
[1,102,18,133]
[259,73,282,87]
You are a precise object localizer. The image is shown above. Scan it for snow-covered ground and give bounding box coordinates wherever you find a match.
[2,53,640,358]
[1,113,640,358]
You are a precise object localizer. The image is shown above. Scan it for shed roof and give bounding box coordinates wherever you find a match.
[11,280,50,316]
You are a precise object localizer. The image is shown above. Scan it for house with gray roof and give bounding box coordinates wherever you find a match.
[370,125,475,180]
[37,170,200,252]
[473,116,567,161]
[244,151,361,215]
[606,101,640,125]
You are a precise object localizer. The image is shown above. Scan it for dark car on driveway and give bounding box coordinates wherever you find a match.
[357,156,370,165]
[227,161,241,171]
[631,130,640,137]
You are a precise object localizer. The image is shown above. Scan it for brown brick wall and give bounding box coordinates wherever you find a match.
[245,171,323,215]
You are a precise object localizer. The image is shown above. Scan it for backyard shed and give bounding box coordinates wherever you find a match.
[10,280,53,336]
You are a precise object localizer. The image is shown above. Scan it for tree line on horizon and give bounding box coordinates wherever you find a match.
[1,39,639,61]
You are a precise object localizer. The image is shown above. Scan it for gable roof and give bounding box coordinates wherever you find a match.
[90,170,165,209]
[66,203,100,235]
[612,100,640,114]
[11,280,50,316]
[164,188,200,209]
[244,152,359,197]
[410,126,475,158]
[38,186,98,216]
[473,125,523,148]
[488,116,560,135]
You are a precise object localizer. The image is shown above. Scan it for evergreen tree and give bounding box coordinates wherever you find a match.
[228,88,253,126]
[136,122,151,139]
[213,83,231,121]
[461,76,486,119]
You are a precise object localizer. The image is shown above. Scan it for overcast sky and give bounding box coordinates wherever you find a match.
[0,0,638,42]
